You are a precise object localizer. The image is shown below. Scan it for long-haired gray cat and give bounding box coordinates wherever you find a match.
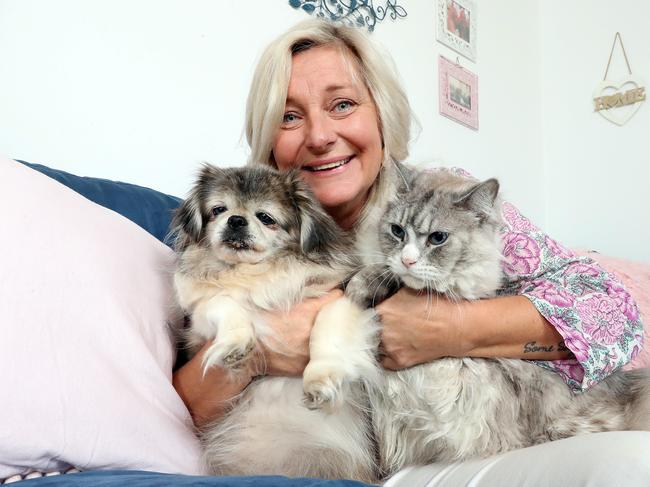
[339,163,650,478]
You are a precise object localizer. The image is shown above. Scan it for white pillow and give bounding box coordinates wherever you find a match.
[0,157,204,479]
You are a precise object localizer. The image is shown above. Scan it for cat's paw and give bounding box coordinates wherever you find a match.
[302,362,348,411]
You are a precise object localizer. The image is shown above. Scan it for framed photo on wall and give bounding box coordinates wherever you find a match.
[436,0,477,62]
[438,55,478,130]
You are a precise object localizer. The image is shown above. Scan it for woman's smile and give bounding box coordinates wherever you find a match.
[302,155,353,173]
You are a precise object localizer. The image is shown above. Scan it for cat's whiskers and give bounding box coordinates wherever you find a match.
[370,269,397,306]
[424,280,434,320]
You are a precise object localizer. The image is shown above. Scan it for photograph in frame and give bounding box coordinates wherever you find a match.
[438,55,479,130]
[436,0,477,62]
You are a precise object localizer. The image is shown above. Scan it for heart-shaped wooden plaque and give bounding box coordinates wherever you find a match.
[593,75,646,126]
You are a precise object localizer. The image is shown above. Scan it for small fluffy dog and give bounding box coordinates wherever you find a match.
[171,164,379,481]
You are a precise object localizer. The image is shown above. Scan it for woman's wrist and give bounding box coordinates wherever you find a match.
[173,342,254,427]
[459,295,573,360]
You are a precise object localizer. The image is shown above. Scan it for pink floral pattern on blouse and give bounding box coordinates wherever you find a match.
[499,198,643,391]
[445,167,644,391]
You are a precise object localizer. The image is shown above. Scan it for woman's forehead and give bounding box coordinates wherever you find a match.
[287,44,367,98]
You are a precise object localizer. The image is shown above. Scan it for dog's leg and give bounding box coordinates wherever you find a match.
[192,294,256,373]
[303,296,380,411]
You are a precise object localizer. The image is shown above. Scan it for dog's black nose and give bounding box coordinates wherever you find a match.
[227,215,248,229]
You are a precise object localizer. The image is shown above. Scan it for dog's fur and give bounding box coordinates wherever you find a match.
[171,164,379,482]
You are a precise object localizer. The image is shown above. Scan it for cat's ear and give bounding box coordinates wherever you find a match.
[454,178,500,218]
[284,170,343,255]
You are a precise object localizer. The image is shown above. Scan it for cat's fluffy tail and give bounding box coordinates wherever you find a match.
[624,368,650,431]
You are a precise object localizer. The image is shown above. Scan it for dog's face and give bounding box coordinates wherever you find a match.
[172,164,341,265]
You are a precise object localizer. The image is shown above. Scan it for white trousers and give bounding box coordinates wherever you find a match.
[384,431,650,487]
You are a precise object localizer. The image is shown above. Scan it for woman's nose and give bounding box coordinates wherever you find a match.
[305,114,336,152]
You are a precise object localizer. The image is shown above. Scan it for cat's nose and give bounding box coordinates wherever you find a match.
[401,256,417,267]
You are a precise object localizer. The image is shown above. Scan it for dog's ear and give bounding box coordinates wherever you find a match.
[170,192,203,251]
[284,170,343,256]
[170,164,222,250]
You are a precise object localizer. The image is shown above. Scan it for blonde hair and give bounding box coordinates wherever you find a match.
[244,19,414,223]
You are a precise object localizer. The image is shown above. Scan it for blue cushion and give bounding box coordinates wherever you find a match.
[18,160,182,246]
[19,471,374,486]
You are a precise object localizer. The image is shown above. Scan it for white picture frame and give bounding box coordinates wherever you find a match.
[436,0,477,62]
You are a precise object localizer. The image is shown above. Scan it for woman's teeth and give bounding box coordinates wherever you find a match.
[306,157,351,172]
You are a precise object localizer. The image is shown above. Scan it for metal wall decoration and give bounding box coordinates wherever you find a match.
[289,0,407,32]
[593,32,646,126]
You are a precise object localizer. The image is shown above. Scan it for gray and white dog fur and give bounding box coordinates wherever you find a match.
[171,164,379,482]
[340,162,650,478]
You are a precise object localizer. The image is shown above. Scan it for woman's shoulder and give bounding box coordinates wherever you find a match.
[401,162,476,180]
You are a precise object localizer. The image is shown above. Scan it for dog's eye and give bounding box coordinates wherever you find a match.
[428,231,448,246]
[256,212,276,226]
[212,206,227,217]
[390,224,405,241]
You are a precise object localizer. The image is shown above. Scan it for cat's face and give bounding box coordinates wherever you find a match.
[377,176,500,294]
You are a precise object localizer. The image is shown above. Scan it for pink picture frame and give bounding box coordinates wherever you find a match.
[438,55,479,130]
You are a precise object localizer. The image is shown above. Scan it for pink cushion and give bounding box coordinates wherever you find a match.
[575,250,650,369]
[0,157,204,479]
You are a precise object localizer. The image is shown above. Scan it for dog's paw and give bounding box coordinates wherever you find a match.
[302,362,349,411]
[202,331,255,372]
[221,340,255,368]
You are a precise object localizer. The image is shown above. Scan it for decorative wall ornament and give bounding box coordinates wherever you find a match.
[593,32,646,126]
[438,55,478,130]
[288,0,407,32]
[436,0,477,62]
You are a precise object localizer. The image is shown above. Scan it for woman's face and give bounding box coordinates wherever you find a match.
[272,45,383,226]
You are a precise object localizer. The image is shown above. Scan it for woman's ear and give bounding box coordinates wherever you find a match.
[284,170,343,256]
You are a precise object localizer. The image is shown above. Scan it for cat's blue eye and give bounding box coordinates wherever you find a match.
[212,206,227,217]
[256,212,277,226]
[391,224,405,241]
[428,231,448,246]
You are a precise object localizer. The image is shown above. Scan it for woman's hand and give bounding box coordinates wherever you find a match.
[375,289,466,369]
[254,288,344,376]
[375,290,572,370]
[173,288,343,426]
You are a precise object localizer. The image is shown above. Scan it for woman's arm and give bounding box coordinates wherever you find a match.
[376,291,571,371]
[173,342,254,427]
[172,289,343,426]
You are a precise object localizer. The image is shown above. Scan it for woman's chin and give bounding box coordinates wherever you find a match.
[313,185,366,214]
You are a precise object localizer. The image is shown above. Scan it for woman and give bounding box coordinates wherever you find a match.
[173,19,649,484]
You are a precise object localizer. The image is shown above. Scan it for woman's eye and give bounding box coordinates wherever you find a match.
[428,231,449,245]
[333,100,354,112]
[390,224,405,241]
[212,206,227,217]
[256,212,277,226]
[282,112,299,124]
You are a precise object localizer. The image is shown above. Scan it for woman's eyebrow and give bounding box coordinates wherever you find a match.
[324,84,355,93]
[285,84,360,106]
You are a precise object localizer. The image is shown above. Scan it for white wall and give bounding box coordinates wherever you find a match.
[1,0,646,262]
[540,0,650,263]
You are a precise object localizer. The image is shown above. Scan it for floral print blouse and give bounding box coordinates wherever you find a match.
[448,167,644,392]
